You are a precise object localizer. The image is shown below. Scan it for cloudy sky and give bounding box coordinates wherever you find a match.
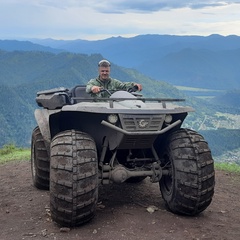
[1,0,240,40]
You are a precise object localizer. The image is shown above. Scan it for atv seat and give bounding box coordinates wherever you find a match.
[70,85,92,103]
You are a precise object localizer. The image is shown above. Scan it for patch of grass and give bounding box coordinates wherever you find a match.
[215,162,240,173]
[1,144,240,175]
[0,144,30,164]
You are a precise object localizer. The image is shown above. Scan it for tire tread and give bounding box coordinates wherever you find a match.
[50,130,98,227]
[160,128,215,215]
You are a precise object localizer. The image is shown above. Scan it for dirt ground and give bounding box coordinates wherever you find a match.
[0,160,240,240]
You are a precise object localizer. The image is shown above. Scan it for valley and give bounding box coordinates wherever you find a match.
[0,35,239,165]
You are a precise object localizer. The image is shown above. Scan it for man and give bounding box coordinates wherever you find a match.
[86,59,142,98]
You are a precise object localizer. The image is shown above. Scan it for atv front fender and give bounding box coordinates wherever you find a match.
[34,109,52,154]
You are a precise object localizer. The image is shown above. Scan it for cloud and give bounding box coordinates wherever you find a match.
[7,0,240,13]
[87,0,240,13]
[0,0,240,40]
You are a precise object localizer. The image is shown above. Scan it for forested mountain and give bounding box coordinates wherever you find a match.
[0,34,240,90]
[0,51,185,147]
[0,50,239,162]
[29,34,240,90]
[1,34,240,90]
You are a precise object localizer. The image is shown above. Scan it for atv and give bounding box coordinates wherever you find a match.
[31,85,215,227]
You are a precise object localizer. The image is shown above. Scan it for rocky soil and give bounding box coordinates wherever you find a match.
[0,160,240,240]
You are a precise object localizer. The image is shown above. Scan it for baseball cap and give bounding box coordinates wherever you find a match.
[98,59,111,67]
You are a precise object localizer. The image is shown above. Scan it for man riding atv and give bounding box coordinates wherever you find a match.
[31,59,215,227]
[86,59,142,98]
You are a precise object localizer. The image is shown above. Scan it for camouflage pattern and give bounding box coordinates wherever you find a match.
[86,76,135,98]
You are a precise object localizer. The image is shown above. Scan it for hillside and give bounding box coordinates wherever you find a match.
[0,50,239,162]
[210,89,240,108]
[1,34,240,90]
[0,51,185,146]
[28,34,240,90]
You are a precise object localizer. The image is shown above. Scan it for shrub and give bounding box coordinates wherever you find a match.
[0,143,17,155]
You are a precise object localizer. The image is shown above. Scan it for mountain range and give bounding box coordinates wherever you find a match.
[1,34,240,90]
[0,51,188,148]
[0,35,239,161]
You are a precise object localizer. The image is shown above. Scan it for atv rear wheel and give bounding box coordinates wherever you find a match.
[50,130,98,227]
[31,126,50,190]
[160,128,215,216]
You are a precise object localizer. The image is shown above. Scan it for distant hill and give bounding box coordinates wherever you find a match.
[0,40,62,53]
[27,34,240,90]
[1,34,240,90]
[210,89,240,108]
[0,50,97,86]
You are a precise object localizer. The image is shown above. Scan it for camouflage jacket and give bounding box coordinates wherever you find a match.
[86,76,135,98]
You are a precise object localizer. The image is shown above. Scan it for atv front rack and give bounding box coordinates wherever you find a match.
[72,97,186,108]
[36,85,186,110]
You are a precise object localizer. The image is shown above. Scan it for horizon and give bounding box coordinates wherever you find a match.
[1,33,240,42]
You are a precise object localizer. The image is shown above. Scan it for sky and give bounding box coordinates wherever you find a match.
[1,0,240,40]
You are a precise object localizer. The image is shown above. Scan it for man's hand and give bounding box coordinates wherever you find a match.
[91,86,102,93]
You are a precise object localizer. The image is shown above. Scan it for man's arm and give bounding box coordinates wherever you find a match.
[111,79,142,91]
[86,79,98,93]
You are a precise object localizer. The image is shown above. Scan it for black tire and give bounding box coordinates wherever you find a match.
[50,130,98,227]
[160,128,215,216]
[31,126,50,190]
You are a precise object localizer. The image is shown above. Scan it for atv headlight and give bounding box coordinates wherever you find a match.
[108,114,118,124]
[165,114,172,124]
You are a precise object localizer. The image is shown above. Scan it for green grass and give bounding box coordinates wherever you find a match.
[1,144,240,174]
[215,162,240,173]
[0,144,30,164]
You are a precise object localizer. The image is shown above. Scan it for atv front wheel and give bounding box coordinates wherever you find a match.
[160,128,215,216]
[31,126,50,190]
[50,130,98,227]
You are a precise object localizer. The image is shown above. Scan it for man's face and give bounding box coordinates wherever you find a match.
[99,66,110,80]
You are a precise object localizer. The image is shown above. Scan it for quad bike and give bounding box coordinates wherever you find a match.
[31,85,215,227]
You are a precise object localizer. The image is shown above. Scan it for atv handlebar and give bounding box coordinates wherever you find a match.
[99,85,139,96]
[128,85,139,93]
